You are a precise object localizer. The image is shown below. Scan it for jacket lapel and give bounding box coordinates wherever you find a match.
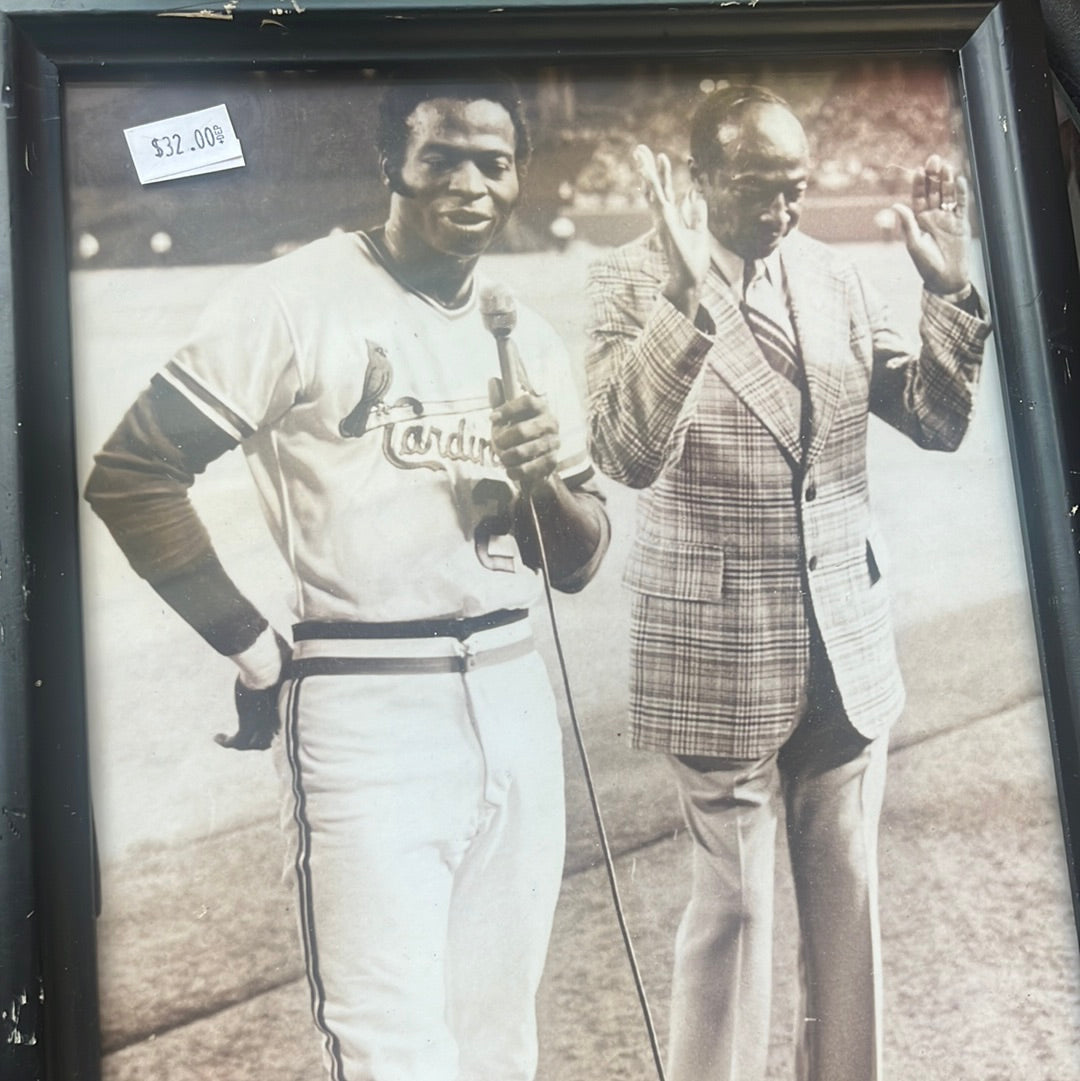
[701,267,805,466]
[781,237,847,469]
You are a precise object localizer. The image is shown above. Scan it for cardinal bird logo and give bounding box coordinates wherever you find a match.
[339,340,394,438]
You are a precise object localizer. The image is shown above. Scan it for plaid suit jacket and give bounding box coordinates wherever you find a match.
[586,229,991,758]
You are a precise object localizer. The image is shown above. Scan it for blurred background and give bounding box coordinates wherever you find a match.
[65,57,964,265]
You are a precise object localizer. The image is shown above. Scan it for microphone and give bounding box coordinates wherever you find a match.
[480,284,529,401]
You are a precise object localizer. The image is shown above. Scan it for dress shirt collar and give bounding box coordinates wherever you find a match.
[710,234,786,300]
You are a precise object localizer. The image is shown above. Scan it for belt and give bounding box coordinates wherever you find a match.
[286,609,532,677]
[293,608,527,642]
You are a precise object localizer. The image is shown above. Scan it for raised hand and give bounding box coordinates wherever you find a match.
[634,145,710,316]
[892,154,972,296]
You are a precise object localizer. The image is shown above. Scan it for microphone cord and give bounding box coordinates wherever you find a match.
[525,494,668,1081]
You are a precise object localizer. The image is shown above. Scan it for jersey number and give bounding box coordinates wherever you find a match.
[472,478,517,573]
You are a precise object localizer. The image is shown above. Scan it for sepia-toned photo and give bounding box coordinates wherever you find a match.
[63,59,1080,1080]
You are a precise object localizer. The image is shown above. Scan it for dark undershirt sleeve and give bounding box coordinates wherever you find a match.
[84,375,268,656]
[512,468,611,593]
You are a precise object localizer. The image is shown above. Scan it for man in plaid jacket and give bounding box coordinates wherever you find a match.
[585,85,991,1081]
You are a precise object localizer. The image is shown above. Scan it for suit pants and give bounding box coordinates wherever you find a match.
[665,654,888,1081]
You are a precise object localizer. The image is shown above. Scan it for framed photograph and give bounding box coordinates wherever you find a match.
[3,2,1080,1080]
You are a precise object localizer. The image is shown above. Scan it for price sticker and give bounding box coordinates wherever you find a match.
[124,104,245,185]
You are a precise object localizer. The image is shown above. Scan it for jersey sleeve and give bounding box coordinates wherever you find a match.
[158,266,302,441]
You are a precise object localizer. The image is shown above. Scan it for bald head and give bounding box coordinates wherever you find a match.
[690,86,809,180]
[728,103,809,174]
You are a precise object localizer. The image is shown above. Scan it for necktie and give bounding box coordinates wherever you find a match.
[741,259,803,390]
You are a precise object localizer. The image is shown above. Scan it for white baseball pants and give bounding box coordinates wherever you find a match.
[275,619,565,1081]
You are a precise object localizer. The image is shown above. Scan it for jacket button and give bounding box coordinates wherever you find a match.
[807,555,818,571]
[805,484,817,502]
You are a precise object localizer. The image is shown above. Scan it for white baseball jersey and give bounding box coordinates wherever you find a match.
[159,231,592,623]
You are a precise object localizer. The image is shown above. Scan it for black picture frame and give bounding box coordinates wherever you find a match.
[2,2,1079,1079]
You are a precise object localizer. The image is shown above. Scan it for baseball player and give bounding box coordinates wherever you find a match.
[85,74,610,1081]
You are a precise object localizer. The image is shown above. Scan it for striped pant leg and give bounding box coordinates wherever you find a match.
[278,669,486,1081]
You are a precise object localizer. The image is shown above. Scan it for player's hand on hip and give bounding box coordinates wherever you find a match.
[491,392,561,489]
[892,154,972,296]
[634,144,710,316]
[216,630,292,751]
